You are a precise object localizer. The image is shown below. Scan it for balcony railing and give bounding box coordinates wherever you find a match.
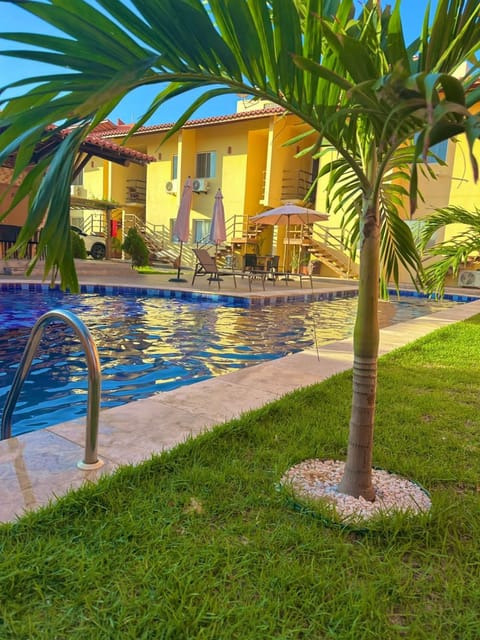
[280,169,314,203]
[125,179,146,205]
[261,168,315,204]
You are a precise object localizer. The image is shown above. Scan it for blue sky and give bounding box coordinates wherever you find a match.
[0,0,438,126]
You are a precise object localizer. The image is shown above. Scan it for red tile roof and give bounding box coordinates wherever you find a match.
[80,133,155,165]
[0,124,151,168]
[99,106,287,139]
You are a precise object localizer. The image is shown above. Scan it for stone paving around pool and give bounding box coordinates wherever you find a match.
[1,259,479,523]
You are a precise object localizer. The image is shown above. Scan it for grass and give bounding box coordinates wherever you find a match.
[134,265,175,275]
[1,316,480,638]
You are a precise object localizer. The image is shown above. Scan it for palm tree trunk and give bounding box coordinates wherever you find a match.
[338,198,380,501]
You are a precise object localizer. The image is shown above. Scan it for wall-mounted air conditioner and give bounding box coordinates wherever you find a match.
[192,178,210,193]
[70,185,87,198]
[165,179,178,194]
[458,270,480,288]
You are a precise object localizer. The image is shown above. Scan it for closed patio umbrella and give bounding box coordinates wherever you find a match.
[170,177,193,282]
[209,188,227,259]
[250,203,328,272]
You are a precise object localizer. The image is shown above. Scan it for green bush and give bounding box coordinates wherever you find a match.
[121,227,149,267]
[71,229,87,259]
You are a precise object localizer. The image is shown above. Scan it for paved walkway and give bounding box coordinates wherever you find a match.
[1,259,479,523]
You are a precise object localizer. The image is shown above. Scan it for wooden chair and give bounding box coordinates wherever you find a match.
[191,248,237,289]
[242,253,257,277]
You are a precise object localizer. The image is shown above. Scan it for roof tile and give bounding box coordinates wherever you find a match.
[100,106,286,139]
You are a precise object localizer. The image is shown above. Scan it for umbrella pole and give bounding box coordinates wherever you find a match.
[282,221,288,272]
[169,241,187,283]
[282,218,291,280]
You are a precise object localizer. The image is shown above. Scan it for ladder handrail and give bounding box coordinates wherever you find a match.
[1,309,104,469]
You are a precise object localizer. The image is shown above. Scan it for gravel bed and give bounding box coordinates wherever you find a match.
[281,459,432,526]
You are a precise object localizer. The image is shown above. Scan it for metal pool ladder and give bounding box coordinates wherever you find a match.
[1,309,104,469]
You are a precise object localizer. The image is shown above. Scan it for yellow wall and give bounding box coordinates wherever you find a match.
[314,148,341,232]
[402,136,480,246]
[144,132,179,229]
[405,141,456,238]
[448,138,480,211]
[128,117,273,239]
[83,157,104,200]
[314,135,480,247]
[92,112,321,262]
[86,106,480,278]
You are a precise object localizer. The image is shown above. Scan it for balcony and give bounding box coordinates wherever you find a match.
[280,169,314,203]
[125,179,146,205]
[261,169,315,205]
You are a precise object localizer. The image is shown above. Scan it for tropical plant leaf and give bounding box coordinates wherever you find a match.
[420,205,480,294]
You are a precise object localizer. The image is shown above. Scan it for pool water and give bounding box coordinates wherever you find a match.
[0,289,458,436]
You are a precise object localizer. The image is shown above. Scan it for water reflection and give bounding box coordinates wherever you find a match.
[0,290,457,436]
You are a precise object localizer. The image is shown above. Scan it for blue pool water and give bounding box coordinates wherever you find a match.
[0,288,460,437]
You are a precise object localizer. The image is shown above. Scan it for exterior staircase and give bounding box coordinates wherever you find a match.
[116,213,358,278]
[308,226,359,278]
[224,215,358,277]
[230,215,266,249]
[124,214,196,269]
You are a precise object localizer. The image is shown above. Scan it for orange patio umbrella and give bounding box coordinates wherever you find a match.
[250,203,328,271]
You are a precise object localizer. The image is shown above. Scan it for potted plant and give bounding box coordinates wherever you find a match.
[300,253,311,275]
[290,252,300,273]
[122,227,149,267]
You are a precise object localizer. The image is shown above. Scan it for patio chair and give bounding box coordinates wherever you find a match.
[248,255,313,291]
[242,253,257,276]
[191,248,237,289]
[266,255,278,270]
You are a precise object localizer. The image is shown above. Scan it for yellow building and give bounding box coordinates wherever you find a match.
[0,130,153,261]
[94,100,333,273]
[385,133,480,285]
[85,97,480,280]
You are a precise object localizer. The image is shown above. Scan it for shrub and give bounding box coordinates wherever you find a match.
[71,229,87,259]
[121,227,149,267]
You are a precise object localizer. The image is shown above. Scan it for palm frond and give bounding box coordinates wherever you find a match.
[0,0,478,289]
[421,205,480,294]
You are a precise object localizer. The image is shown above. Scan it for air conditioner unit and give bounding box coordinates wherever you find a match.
[458,270,480,288]
[165,179,178,194]
[192,178,210,193]
[70,185,87,198]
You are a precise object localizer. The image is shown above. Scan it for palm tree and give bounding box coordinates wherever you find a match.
[421,205,480,294]
[1,0,479,500]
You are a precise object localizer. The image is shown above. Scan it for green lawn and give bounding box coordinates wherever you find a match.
[134,266,174,275]
[1,316,479,639]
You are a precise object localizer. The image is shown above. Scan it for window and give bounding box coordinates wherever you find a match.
[193,219,211,243]
[172,155,178,179]
[196,152,216,178]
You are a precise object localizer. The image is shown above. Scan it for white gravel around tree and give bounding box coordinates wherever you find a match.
[281,459,432,526]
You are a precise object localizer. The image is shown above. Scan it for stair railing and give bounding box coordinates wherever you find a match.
[310,224,358,277]
[123,213,198,268]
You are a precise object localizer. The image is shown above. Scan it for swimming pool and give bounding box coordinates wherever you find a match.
[0,288,460,437]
